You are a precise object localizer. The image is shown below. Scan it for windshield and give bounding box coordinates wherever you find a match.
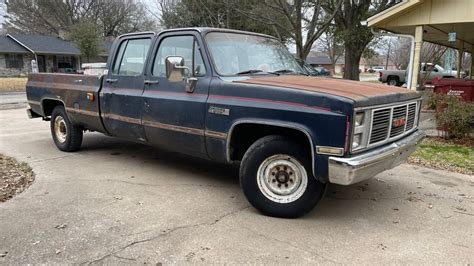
[205,32,303,76]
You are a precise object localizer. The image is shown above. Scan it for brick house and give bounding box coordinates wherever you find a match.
[0,33,110,77]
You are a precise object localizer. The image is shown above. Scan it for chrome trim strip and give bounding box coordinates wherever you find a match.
[28,100,40,105]
[226,119,317,178]
[142,120,204,136]
[316,146,344,156]
[205,130,228,139]
[66,108,99,117]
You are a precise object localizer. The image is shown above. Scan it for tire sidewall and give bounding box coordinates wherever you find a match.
[50,106,75,151]
[240,136,325,218]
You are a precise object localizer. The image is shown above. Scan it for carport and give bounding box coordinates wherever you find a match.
[367,0,474,90]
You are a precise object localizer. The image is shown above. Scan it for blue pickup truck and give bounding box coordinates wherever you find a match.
[26,28,425,218]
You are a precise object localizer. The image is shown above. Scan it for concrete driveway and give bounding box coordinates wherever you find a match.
[0,106,473,264]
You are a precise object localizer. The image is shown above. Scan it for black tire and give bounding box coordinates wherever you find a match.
[387,77,401,86]
[240,135,326,218]
[50,105,83,152]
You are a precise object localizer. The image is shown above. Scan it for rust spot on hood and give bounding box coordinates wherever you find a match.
[235,76,414,101]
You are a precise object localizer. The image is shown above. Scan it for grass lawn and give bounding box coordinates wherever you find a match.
[0,77,27,92]
[409,137,473,175]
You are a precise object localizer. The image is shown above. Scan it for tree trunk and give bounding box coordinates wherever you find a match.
[343,44,363,80]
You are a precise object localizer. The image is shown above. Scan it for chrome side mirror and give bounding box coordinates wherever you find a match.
[165,56,186,82]
[165,56,198,93]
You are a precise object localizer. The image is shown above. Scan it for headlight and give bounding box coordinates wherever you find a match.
[352,133,362,149]
[355,112,365,126]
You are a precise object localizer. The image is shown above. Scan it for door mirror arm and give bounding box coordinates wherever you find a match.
[165,56,198,93]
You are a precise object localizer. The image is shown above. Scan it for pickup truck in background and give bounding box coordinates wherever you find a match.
[379,63,457,86]
[26,28,425,218]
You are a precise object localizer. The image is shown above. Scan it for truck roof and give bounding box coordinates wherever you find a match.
[118,27,276,40]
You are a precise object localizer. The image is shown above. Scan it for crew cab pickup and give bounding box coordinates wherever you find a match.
[26,28,425,218]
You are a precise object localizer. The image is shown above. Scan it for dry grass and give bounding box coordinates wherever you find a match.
[0,77,27,92]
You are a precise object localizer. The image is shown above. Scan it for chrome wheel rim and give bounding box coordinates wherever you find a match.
[257,154,308,203]
[54,116,67,143]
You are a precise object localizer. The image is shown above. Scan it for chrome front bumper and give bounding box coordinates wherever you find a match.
[328,130,425,185]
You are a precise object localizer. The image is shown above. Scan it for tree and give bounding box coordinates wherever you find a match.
[4,0,155,37]
[70,21,101,63]
[158,0,293,43]
[238,0,344,60]
[314,26,343,74]
[389,37,411,70]
[323,0,397,80]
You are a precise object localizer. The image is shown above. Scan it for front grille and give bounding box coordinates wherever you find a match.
[369,101,419,145]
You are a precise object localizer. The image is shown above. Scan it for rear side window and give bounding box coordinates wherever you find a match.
[112,38,151,76]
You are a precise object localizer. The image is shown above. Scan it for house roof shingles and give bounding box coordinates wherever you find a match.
[0,36,29,53]
[8,33,80,55]
[0,33,113,56]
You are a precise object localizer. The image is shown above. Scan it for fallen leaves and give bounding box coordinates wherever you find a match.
[55,223,67,230]
[0,154,35,202]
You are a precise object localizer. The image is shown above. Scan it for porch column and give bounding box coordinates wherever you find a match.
[471,48,474,80]
[410,25,423,90]
[456,41,464,78]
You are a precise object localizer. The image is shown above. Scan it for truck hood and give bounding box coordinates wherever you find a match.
[234,75,420,107]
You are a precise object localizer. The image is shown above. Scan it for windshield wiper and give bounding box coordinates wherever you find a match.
[269,69,307,76]
[235,69,264,75]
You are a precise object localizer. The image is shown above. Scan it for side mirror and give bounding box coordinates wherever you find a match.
[165,56,198,93]
[165,56,186,82]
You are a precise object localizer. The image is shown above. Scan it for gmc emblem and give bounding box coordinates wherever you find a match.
[392,118,406,127]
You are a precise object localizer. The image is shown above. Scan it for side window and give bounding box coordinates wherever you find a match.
[152,35,207,77]
[112,38,151,76]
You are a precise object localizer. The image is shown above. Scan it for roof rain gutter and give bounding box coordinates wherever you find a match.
[366,27,415,90]
[6,34,38,62]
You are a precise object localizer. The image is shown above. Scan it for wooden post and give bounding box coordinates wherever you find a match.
[410,25,423,90]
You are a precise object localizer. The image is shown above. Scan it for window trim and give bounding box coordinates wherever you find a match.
[151,34,207,78]
[5,54,24,69]
[147,31,212,79]
[203,31,301,77]
[110,37,152,77]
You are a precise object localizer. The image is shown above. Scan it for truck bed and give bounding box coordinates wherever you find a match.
[26,73,106,133]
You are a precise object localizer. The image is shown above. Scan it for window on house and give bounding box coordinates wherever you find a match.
[5,54,24,69]
[57,56,73,69]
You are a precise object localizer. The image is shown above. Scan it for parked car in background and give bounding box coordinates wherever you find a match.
[314,66,330,76]
[26,28,424,218]
[368,66,385,73]
[379,63,456,86]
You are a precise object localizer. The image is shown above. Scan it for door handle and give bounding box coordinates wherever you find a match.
[144,80,159,85]
[106,78,118,83]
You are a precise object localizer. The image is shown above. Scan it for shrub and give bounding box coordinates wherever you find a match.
[436,96,474,139]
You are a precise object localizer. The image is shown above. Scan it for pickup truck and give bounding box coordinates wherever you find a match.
[379,63,456,86]
[26,28,425,218]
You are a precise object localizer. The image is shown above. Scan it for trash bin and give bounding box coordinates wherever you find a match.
[431,77,474,102]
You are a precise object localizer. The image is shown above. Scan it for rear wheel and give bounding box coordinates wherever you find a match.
[240,135,326,218]
[387,77,401,86]
[50,106,83,152]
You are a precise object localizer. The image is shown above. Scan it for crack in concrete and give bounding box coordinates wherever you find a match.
[242,226,339,264]
[81,206,249,265]
[29,154,79,163]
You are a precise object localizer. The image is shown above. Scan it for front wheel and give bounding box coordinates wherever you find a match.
[240,135,326,218]
[50,105,83,152]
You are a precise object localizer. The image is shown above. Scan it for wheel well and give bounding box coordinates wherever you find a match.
[387,75,399,81]
[228,123,312,162]
[41,99,64,117]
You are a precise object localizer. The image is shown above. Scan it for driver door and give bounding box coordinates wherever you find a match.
[141,32,211,157]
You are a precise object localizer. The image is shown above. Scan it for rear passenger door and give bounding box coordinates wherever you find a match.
[100,34,153,141]
[141,31,212,156]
